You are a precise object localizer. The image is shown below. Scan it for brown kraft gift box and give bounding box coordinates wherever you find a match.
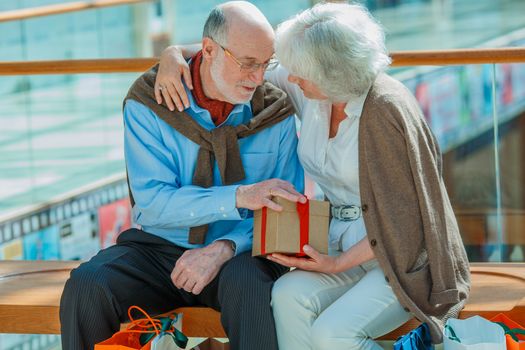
[252,197,329,256]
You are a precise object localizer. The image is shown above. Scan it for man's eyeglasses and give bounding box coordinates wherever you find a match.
[216,42,278,73]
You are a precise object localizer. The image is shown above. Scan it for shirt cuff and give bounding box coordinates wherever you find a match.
[212,185,243,220]
[214,231,252,256]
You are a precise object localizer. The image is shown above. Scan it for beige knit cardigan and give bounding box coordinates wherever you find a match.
[358,74,471,343]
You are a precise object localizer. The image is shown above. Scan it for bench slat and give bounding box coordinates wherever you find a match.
[0,261,523,340]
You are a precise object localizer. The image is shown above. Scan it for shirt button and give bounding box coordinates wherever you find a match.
[370,239,377,247]
[190,212,195,217]
[220,206,225,211]
[362,204,368,212]
[222,214,227,218]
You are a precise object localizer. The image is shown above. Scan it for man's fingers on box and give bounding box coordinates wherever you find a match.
[270,188,297,202]
[274,188,304,203]
[274,180,299,193]
[264,198,283,212]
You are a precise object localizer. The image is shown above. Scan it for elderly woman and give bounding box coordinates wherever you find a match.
[154,3,470,349]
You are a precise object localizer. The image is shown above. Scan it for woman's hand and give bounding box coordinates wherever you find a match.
[155,46,193,112]
[267,245,341,274]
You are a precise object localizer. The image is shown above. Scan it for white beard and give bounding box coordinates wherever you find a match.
[210,57,254,104]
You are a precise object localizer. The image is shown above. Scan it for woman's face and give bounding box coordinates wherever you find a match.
[287,74,328,100]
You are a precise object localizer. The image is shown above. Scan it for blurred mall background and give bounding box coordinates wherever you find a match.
[0,0,525,348]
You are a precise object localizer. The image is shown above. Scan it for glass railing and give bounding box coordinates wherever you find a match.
[394,59,525,263]
[0,72,136,216]
[2,48,524,261]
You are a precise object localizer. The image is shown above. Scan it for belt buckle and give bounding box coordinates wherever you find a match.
[339,205,361,221]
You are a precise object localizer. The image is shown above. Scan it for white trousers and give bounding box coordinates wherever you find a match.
[271,260,411,350]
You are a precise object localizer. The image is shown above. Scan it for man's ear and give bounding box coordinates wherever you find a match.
[202,37,217,60]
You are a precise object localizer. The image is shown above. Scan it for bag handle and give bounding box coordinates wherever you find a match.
[124,305,162,335]
[445,324,461,343]
[494,321,525,342]
[125,306,189,348]
[139,313,188,348]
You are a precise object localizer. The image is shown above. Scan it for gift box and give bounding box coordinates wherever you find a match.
[252,198,329,256]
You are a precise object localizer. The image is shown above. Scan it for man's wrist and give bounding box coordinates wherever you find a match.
[223,240,236,254]
[214,239,236,256]
[235,185,245,208]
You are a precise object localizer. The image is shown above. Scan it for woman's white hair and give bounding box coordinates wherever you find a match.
[275,2,391,102]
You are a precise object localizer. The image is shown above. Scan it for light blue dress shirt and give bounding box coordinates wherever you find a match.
[123,87,304,255]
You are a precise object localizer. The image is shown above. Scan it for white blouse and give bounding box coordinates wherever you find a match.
[266,65,369,254]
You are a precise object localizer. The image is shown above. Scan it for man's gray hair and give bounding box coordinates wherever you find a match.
[275,3,391,102]
[203,6,229,45]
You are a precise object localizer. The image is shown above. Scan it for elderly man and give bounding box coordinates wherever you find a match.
[59,2,304,349]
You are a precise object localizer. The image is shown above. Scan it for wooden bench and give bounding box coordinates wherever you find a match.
[0,260,524,340]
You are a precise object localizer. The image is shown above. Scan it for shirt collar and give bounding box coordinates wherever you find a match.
[344,86,371,119]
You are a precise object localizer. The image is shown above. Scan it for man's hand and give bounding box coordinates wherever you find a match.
[171,240,234,295]
[155,46,193,112]
[236,178,307,212]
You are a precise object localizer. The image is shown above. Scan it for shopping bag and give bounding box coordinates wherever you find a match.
[95,306,188,350]
[491,313,525,350]
[443,316,506,350]
[393,323,434,350]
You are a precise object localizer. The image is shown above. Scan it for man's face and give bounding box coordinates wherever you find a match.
[209,27,275,104]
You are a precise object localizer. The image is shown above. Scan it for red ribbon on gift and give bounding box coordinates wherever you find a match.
[261,206,268,255]
[260,199,310,256]
[296,200,310,257]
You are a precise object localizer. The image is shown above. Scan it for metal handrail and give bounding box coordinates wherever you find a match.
[0,0,153,23]
[0,58,158,76]
[0,47,524,76]
[391,47,525,66]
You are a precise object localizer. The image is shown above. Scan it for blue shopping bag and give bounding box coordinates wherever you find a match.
[394,323,434,350]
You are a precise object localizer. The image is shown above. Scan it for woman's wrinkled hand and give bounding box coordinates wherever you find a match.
[155,46,193,112]
[267,245,342,274]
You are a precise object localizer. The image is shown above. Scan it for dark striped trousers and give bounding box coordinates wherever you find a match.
[60,228,288,350]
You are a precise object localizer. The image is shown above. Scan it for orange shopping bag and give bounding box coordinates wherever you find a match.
[95,306,187,350]
[491,313,525,350]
